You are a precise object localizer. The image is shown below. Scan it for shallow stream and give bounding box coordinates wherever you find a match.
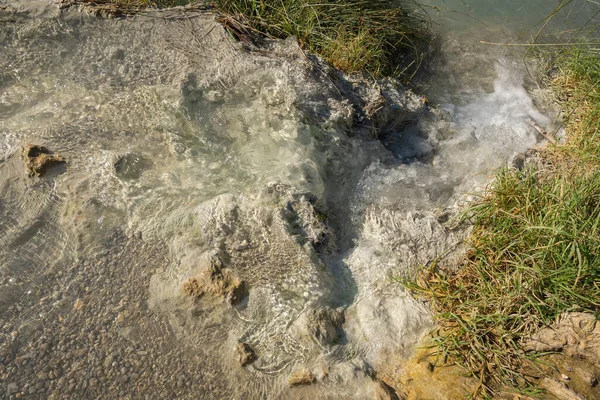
[0,0,598,398]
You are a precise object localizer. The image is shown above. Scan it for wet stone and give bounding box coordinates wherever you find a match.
[111,49,125,60]
[237,342,257,367]
[288,368,315,386]
[114,154,151,180]
[181,262,248,305]
[7,382,18,395]
[308,307,345,346]
[22,144,66,177]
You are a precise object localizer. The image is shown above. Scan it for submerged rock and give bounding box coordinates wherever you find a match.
[308,307,345,345]
[289,307,345,346]
[288,368,315,386]
[22,144,66,177]
[114,153,151,180]
[237,342,257,366]
[290,306,345,346]
[181,257,248,305]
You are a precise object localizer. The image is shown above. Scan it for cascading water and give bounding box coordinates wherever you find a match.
[0,0,597,398]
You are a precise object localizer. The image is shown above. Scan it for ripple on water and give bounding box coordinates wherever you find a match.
[0,3,572,398]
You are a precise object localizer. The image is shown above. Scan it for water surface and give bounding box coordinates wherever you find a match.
[1,0,598,398]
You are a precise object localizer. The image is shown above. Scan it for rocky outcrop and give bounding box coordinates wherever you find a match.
[524,312,600,365]
[237,342,257,366]
[22,144,66,177]
[181,256,248,305]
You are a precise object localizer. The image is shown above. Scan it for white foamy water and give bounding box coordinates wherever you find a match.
[355,61,551,213]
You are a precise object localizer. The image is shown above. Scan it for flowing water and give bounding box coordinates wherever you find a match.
[0,0,598,398]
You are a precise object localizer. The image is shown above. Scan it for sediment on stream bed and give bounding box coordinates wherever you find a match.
[0,2,445,398]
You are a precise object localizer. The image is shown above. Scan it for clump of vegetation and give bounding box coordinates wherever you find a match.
[408,167,600,395]
[405,47,600,397]
[545,48,600,170]
[211,0,429,77]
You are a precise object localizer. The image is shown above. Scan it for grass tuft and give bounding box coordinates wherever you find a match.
[211,0,429,77]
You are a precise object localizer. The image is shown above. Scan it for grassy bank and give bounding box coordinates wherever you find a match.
[70,0,428,78]
[212,0,428,77]
[406,48,600,397]
[546,49,600,169]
